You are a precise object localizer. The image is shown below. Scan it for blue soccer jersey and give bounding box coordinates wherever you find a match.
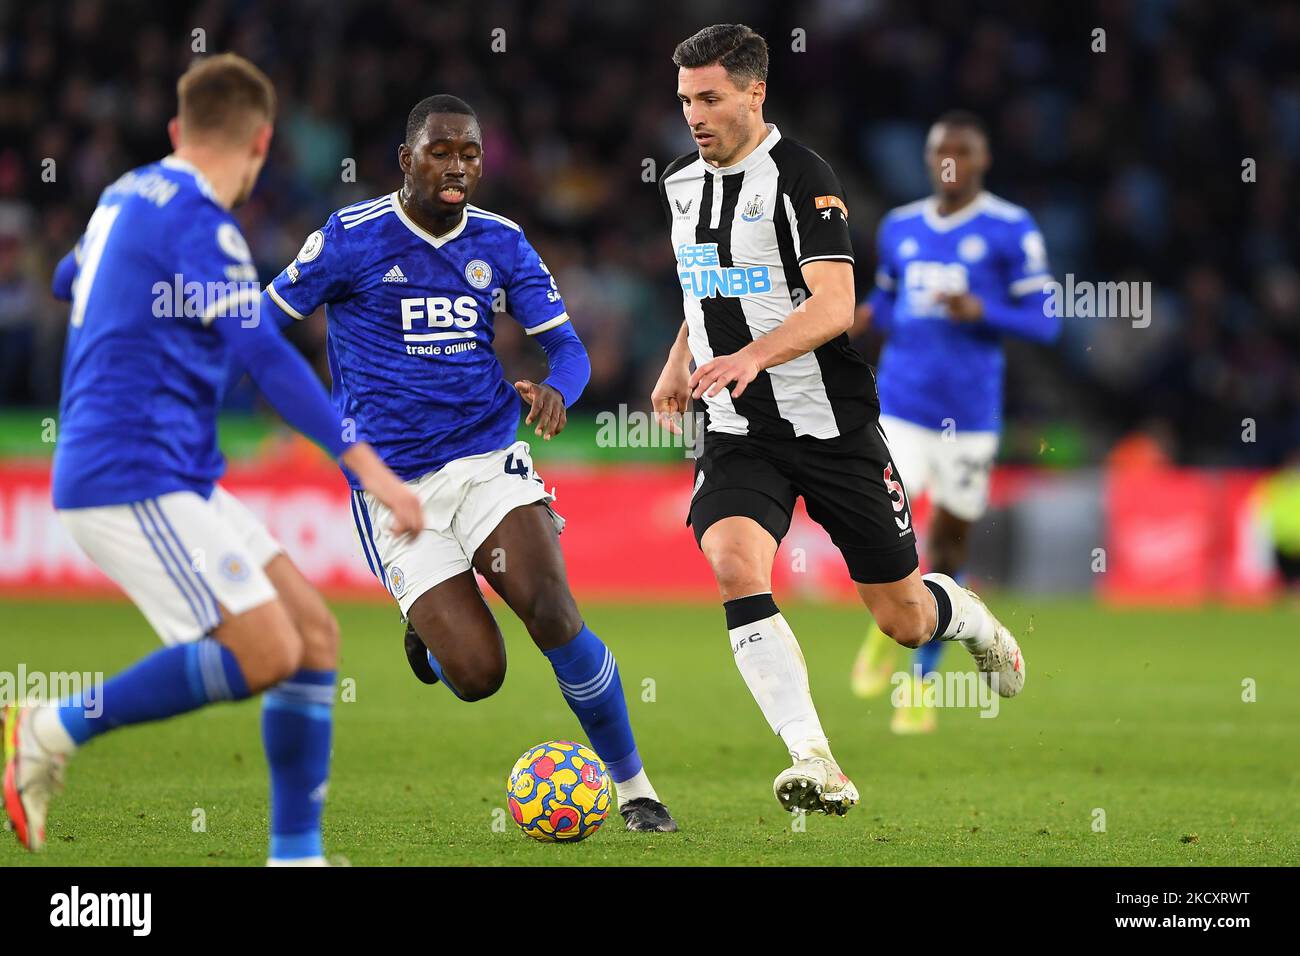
[870,191,1056,433]
[263,194,570,488]
[52,158,263,509]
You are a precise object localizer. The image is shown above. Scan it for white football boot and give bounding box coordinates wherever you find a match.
[773,754,859,816]
[963,590,1026,698]
[2,705,69,852]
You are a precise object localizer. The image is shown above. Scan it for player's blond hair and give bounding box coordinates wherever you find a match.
[176,53,276,143]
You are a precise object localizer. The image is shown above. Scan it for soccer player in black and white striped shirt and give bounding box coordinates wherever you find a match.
[651,24,1028,816]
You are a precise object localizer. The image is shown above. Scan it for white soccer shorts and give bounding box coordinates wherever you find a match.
[877,414,999,522]
[58,486,282,645]
[351,440,564,616]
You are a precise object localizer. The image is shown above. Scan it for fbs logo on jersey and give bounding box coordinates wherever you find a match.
[676,242,771,299]
[904,261,969,317]
[400,295,480,341]
[740,194,765,221]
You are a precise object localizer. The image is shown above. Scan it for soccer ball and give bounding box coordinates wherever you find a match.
[507,740,612,842]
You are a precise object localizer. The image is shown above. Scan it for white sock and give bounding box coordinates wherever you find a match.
[614,767,659,808]
[29,704,78,757]
[727,600,830,760]
[922,572,996,653]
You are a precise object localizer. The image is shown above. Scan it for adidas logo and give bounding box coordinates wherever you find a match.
[382,265,407,283]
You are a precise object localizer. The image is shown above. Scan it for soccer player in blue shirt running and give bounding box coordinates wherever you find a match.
[849,111,1061,732]
[260,95,677,833]
[1,55,422,862]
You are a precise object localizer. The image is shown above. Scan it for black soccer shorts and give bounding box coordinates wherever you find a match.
[687,422,919,584]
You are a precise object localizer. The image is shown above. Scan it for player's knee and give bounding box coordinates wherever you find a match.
[242,627,304,690]
[519,588,582,648]
[704,546,768,600]
[447,654,506,702]
[221,601,304,691]
[297,605,340,669]
[875,605,931,649]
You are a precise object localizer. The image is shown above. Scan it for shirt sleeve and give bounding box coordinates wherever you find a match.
[1004,214,1053,298]
[212,311,351,458]
[51,246,80,301]
[873,218,899,296]
[174,212,263,326]
[860,218,897,335]
[507,231,570,336]
[262,217,354,322]
[782,151,855,266]
[658,167,673,230]
[979,213,1059,343]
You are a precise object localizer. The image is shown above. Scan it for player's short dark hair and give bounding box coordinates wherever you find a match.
[406,94,478,144]
[672,23,768,88]
[177,53,275,142]
[932,109,988,139]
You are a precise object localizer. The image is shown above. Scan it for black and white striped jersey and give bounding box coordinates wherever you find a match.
[659,124,877,440]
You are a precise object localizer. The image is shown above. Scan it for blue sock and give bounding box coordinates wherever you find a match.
[916,638,944,676]
[262,669,335,862]
[57,638,250,745]
[543,625,641,782]
[425,649,467,701]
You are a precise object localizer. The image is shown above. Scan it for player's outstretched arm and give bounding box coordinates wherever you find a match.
[940,219,1059,343]
[690,259,855,400]
[514,319,591,440]
[514,380,567,441]
[940,287,1061,343]
[339,443,423,537]
[861,285,897,336]
[212,307,422,537]
[651,321,693,434]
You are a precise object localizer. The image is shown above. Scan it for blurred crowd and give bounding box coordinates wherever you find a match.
[2,0,1298,465]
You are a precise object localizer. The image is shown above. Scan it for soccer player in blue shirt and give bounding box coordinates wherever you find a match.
[260,95,677,832]
[1,55,422,862]
[849,111,1061,732]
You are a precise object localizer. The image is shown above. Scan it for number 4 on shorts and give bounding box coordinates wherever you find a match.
[504,453,529,479]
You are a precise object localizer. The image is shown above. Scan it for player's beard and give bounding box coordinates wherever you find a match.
[708,105,760,167]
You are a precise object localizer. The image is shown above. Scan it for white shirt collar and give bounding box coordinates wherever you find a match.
[160,155,218,202]
[922,191,989,232]
[392,191,468,247]
[703,124,782,175]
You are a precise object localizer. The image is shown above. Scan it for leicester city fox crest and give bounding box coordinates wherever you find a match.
[464,259,493,289]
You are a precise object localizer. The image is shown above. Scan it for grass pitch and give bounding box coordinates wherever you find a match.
[1,596,1296,866]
